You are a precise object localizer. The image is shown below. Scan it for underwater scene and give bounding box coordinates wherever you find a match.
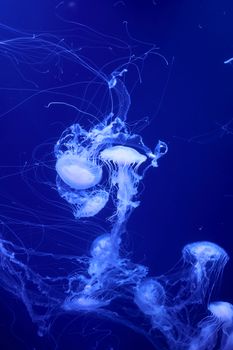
[0,1,233,349]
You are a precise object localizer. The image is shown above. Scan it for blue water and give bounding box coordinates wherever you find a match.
[0,1,233,349]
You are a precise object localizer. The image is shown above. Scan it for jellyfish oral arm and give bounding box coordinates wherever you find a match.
[115,167,140,216]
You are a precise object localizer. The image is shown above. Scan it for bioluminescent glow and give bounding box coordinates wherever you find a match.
[0,22,232,350]
[54,109,164,220]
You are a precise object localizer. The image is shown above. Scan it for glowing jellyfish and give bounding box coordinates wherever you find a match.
[182,241,228,266]
[208,301,233,325]
[100,145,147,164]
[181,241,229,303]
[189,301,233,350]
[134,278,165,316]
[208,302,233,350]
[56,154,103,190]
[88,233,119,275]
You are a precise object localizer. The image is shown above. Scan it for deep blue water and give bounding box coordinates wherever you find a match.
[0,1,233,349]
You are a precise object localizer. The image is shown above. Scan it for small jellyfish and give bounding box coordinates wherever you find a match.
[209,302,233,350]
[182,241,229,302]
[88,233,120,276]
[189,301,233,350]
[134,278,165,316]
[134,278,176,347]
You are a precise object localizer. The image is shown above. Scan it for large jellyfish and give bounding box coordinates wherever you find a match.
[0,22,231,350]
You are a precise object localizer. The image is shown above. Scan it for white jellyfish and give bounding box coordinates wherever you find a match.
[183,241,228,267]
[100,145,147,165]
[189,301,233,350]
[56,154,103,190]
[209,302,233,350]
[134,278,179,349]
[182,241,229,302]
[134,278,166,316]
[88,233,120,276]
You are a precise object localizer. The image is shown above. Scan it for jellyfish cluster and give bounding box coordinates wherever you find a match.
[0,26,232,350]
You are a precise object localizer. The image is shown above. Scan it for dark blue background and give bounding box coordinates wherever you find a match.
[0,1,233,349]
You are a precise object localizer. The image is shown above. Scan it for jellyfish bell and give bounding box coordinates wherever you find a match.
[100,145,147,166]
[182,241,229,284]
[208,301,233,325]
[56,184,109,218]
[182,241,229,265]
[56,153,103,190]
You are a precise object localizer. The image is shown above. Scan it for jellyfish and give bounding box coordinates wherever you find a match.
[134,278,165,315]
[188,301,233,350]
[178,241,229,304]
[56,154,103,190]
[209,302,233,350]
[133,277,174,342]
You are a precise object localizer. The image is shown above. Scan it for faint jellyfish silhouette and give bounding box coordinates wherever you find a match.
[134,278,166,316]
[133,278,173,339]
